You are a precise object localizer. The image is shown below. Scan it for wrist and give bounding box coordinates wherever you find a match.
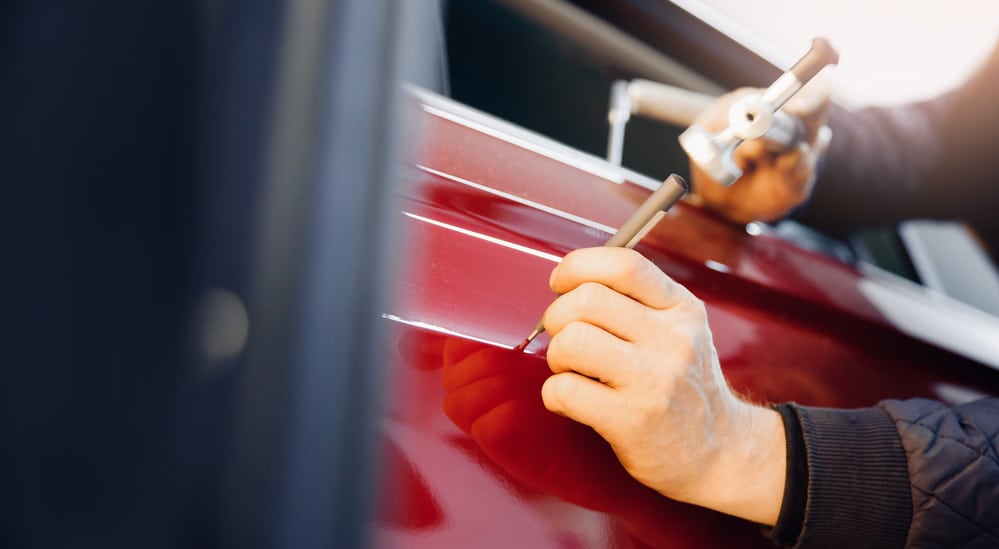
[695,402,787,525]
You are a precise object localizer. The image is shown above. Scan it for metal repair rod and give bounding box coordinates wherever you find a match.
[516,173,689,351]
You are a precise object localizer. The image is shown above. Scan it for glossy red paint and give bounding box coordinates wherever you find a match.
[372,90,999,547]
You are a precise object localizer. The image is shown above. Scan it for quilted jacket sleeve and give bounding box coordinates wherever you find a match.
[880,398,999,547]
[783,398,999,548]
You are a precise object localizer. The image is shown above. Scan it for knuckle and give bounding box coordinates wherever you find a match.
[619,388,664,433]
[678,290,707,316]
[617,249,645,275]
[574,281,606,309]
[634,397,662,424]
[692,297,708,318]
[561,319,588,342]
[614,250,652,288]
[546,335,569,373]
[547,321,587,372]
[541,374,574,413]
[549,282,602,329]
[554,321,586,352]
[541,302,561,333]
[545,347,565,376]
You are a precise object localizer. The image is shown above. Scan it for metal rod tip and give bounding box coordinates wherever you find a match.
[515,328,543,352]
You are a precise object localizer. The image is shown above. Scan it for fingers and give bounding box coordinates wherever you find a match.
[773,143,817,197]
[733,139,812,195]
[543,281,653,342]
[546,321,634,383]
[691,119,815,225]
[732,138,768,174]
[694,79,829,189]
[541,371,618,428]
[705,138,814,223]
[549,248,687,311]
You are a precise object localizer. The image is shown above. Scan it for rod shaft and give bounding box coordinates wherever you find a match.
[516,174,688,351]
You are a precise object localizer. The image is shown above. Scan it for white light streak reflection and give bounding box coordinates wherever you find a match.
[705,259,731,273]
[381,314,513,350]
[857,278,999,371]
[402,211,563,264]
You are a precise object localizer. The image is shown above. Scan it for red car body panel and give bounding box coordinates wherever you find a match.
[372,90,999,547]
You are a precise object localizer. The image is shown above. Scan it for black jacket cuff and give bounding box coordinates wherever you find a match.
[790,403,912,548]
[765,403,809,547]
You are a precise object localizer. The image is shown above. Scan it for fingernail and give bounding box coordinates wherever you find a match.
[549,265,560,288]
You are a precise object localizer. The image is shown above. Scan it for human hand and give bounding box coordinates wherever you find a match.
[540,247,786,525]
[441,337,773,546]
[689,80,831,225]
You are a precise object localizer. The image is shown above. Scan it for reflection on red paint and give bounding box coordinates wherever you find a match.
[376,435,444,531]
[439,336,774,548]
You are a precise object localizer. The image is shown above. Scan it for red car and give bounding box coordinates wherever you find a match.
[373,3,999,547]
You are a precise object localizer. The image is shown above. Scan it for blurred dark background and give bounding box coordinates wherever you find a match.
[0,0,440,547]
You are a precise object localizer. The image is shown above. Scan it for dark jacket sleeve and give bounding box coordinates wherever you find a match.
[793,43,999,257]
[880,398,999,547]
[772,398,999,548]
